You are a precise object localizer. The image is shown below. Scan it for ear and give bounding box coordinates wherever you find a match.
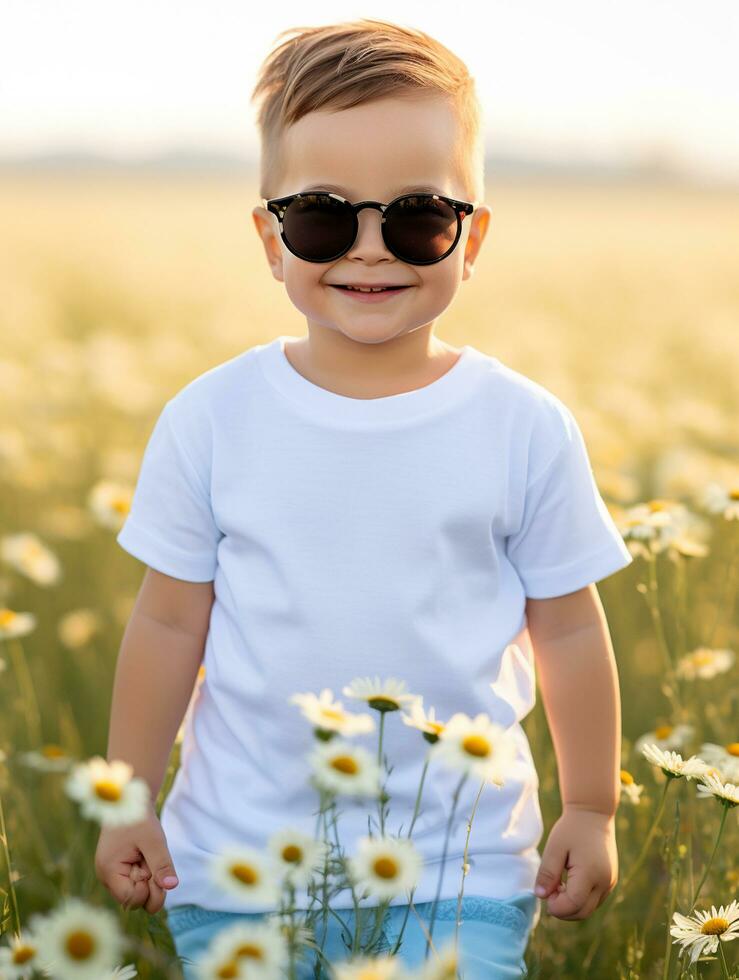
[462,204,492,282]
[251,206,285,283]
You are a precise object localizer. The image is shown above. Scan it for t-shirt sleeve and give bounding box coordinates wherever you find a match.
[116,400,221,582]
[505,401,633,599]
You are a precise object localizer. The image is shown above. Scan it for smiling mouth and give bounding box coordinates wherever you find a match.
[328,285,413,293]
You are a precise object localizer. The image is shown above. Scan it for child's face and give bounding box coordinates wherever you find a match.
[252,94,491,347]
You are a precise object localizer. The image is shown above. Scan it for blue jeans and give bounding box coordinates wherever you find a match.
[167,891,540,979]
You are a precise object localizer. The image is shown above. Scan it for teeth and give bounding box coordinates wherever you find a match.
[346,285,388,292]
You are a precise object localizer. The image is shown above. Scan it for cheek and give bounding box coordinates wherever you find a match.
[281,260,325,305]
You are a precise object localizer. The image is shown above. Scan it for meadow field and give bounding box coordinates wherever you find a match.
[0,173,737,978]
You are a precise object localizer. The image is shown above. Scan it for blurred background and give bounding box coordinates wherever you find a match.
[1,2,738,976]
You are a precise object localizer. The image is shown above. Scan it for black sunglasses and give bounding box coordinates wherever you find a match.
[262,190,477,265]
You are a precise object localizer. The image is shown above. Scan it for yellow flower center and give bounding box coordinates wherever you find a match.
[217,961,239,978]
[428,722,445,734]
[94,780,122,802]
[13,945,35,964]
[230,863,259,886]
[648,499,671,511]
[0,609,17,627]
[281,844,303,864]
[654,724,673,739]
[331,754,358,775]
[726,743,739,757]
[462,734,492,758]
[235,943,264,959]
[701,916,729,935]
[620,770,634,785]
[373,856,399,880]
[113,497,129,515]
[320,707,346,722]
[692,650,714,666]
[65,930,95,960]
[42,744,66,758]
[357,969,386,980]
[729,489,739,501]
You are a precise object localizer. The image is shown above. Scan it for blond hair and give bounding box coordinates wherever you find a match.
[250,18,484,202]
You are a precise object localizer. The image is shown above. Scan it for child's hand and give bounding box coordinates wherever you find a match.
[533,807,618,920]
[94,804,180,915]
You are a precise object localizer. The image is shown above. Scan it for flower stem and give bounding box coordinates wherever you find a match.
[581,776,673,972]
[662,798,683,980]
[617,776,673,900]
[285,880,297,980]
[424,772,467,961]
[315,804,332,970]
[718,940,731,980]
[6,638,42,746]
[688,803,728,914]
[455,780,485,959]
[644,558,682,715]
[325,799,361,955]
[0,780,22,939]
[377,712,387,837]
[705,528,738,650]
[389,756,431,955]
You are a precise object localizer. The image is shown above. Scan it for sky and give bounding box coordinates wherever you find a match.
[1,0,738,180]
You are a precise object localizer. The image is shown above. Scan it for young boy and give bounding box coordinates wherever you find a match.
[97,18,633,979]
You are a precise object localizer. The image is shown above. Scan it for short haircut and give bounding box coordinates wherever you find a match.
[250,18,484,203]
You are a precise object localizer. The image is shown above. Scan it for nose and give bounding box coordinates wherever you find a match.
[345,204,390,260]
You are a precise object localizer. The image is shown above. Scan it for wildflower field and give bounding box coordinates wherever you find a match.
[0,173,737,978]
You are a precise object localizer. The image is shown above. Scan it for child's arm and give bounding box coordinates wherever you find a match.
[96,567,214,913]
[108,567,213,802]
[526,582,621,921]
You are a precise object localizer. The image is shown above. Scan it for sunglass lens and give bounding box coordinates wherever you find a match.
[282,193,354,261]
[383,196,459,263]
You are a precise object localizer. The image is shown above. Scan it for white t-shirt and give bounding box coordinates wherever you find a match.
[116,334,633,913]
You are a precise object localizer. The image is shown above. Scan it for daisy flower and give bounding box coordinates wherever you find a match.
[87,480,133,531]
[309,739,381,798]
[401,699,446,744]
[430,713,517,786]
[289,688,375,739]
[29,898,125,980]
[0,532,61,586]
[0,608,37,641]
[701,482,739,520]
[640,744,708,780]
[342,676,421,714]
[619,769,644,805]
[634,723,694,755]
[209,844,281,906]
[347,835,423,902]
[65,756,151,827]
[617,499,688,556]
[266,827,329,888]
[331,953,412,979]
[0,928,48,979]
[676,647,735,680]
[416,940,459,979]
[190,944,247,979]
[698,742,739,782]
[107,966,137,979]
[57,608,103,649]
[695,771,739,807]
[670,899,739,965]
[17,743,74,773]
[200,918,289,978]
